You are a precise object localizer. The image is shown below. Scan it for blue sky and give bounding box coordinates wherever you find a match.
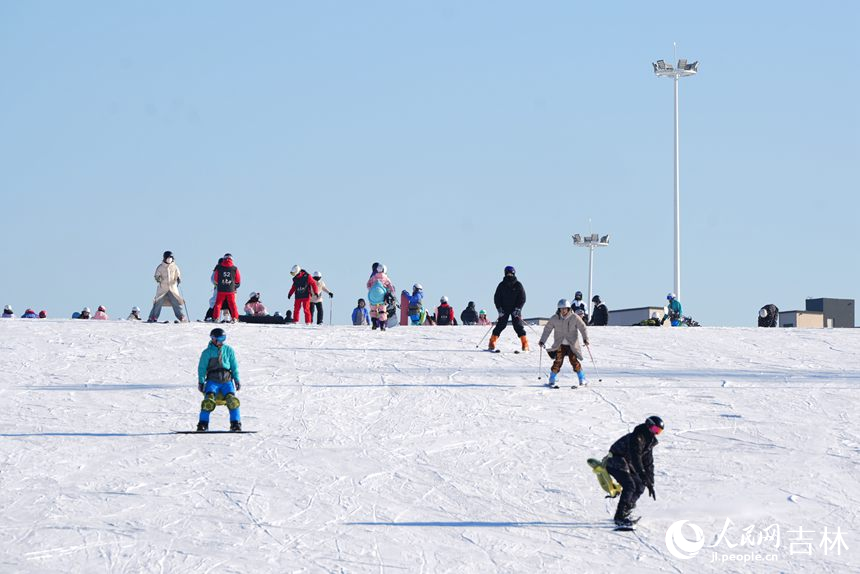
[1,2,857,326]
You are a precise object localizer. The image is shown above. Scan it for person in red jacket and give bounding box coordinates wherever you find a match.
[288,265,319,324]
[211,253,241,323]
[435,296,456,326]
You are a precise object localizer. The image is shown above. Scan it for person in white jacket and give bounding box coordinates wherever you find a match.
[309,271,334,325]
[539,299,590,388]
[147,251,187,323]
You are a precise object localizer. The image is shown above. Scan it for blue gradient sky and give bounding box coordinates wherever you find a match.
[1,2,857,325]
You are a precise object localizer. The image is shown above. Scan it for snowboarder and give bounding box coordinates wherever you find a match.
[366,263,395,330]
[2,305,13,319]
[196,327,242,432]
[309,271,334,325]
[662,293,682,326]
[477,309,490,326]
[538,299,589,387]
[604,416,663,528]
[127,306,142,321]
[489,266,528,351]
[21,308,38,319]
[589,295,609,326]
[211,254,241,323]
[403,284,425,325]
[243,292,268,316]
[352,298,371,326]
[436,296,455,326]
[460,301,479,325]
[288,265,319,324]
[92,305,109,320]
[758,304,779,327]
[148,251,187,323]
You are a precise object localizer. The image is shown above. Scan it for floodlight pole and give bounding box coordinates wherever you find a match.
[572,234,609,316]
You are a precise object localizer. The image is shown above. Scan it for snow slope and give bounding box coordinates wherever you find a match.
[1,320,857,573]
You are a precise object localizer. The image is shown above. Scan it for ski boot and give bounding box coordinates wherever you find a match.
[548,372,558,388]
[196,421,209,432]
[519,335,530,352]
[230,420,242,432]
[487,334,499,351]
[577,370,587,386]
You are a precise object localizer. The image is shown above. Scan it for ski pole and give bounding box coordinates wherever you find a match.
[538,347,543,380]
[586,345,603,382]
[329,298,333,326]
[476,325,494,348]
[178,283,191,322]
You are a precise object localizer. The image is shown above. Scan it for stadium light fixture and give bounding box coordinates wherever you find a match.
[572,233,610,316]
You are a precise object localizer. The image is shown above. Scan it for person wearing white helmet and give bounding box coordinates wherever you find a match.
[538,298,590,388]
[93,305,109,320]
[402,283,426,326]
[288,265,320,324]
[127,306,143,321]
[436,296,455,326]
[2,305,13,319]
[77,307,92,320]
[758,304,779,327]
[662,293,683,326]
[366,263,395,330]
[243,292,268,317]
[309,271,334,325]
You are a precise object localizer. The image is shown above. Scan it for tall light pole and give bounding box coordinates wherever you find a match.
[653,56,698,301]
[572,233,610,315]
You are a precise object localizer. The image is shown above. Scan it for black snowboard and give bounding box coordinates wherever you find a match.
[173,430,258,434]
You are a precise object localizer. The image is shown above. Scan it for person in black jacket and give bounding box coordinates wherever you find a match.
[758,304,779,327]
[489,266,528,351]
[605,416,663,527]
[436,296,455,326]
[589,295,609,326]
[460,301,479,325]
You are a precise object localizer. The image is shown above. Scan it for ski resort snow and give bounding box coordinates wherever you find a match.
[1,320,857,573]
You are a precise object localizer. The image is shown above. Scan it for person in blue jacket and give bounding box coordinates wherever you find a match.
[402,283,426,325]
[352,298,371,326]
[662,293,683,326]
[196,328,242,431]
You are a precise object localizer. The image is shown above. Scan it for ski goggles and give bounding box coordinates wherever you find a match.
[211,335,227,344]
[649,424,663,435]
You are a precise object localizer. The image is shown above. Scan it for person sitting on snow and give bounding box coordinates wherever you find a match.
[460,301,479,325]
[2,305,14,319]
[127,306,142,321]
[93,305,109,320]
[244,292,268,316]
[77,307,92,320]
[758,304,779,328]
[352,298,371,326]
[477,309,490,326]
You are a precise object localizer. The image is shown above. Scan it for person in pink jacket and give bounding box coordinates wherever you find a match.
[243,292,268,316]
[366,263,395,330]
[93,305,109,320]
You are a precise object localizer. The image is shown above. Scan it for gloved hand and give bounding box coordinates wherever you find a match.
[539,341,545,348]
[647,483,656,500]
[329,292,334,298]
[288,294,292,300]
[177,278,181,284]
[198,382,204,393]
[512,308,522,318]
[235,381,241,391]
[584,340,590,346]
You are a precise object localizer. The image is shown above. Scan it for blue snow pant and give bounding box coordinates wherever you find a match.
[199,381,241,423]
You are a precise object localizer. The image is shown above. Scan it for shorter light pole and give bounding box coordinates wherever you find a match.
[572,233,610,315]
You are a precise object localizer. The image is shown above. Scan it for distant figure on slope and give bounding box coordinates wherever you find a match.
[2,305,14,319]
[212,254,241,323]
[460,301,479,325]
[604,416,663,529]
[38,310,47,319]
[21,308,38,319]
[92,305,109,320]
[288,265,319,324]
[352,298,371,326]
[589,295,609,326]
[539,299,589,387]
[571,291,589,324]
[127,306,142,321]
[148,251,187,323]
[403,284,425,326]
[436,296,455,326]
[244,292,268,317]
[196,328,242,432]
[662,293,682,326]
[77,307,92,320]
[489,265,528,351]
[309,271,334,325]
[758,304,779,328]
[477,309,490,326]
[366,263,395,331]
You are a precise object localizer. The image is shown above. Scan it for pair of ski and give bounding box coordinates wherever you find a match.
[546,381,588,389]
[484,349,525,354]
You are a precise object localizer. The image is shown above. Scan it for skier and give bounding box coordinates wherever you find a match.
[243,292,268,316]
[352,298,371,326]
[402,284,425,325]
[196,327,242,432]
[436,296,455,326]
[127,306,142,321]
[211,254,241,323]
[538,299,589,387]
[309,271,334,325]
[460,301,479,325]
[589,295,609,326]
[38,310,47,318]
[77,307,92,320]
[477,309,490,326]
[92,305,109,320]
[662,293,682,326]
[148,251,187,323]
[604,416,663,528]
[366,263,395,330]
[571,291,589,323]
[21,308,38,319]
[489,265,528,351]
[287,266,319,324]
[2,305,12,319]
[758,304,779,327]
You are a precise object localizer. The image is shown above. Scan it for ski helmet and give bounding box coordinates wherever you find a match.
[575,291,583,300]
[413,283,423,292]
[645,415,664,435]
[39,310,47,318]
[479,309,487,315]
[25,309,35,315]
[132,306,140,313]
[667,293,676,301]
[312,271,321,279]
[290,265,301,276]
[223,253,233,259]
[557,299,571,309]
[381,263,388,273]
[504,265,515,276]
[83,307,91,313]
[440,296,448,304]
[374,263,384,273]
[209,327,227,342]
[3,305,11,312]
[97,305,106,312]
[592,295,601,303]
[163,251,173,260]
[759,308,769,318]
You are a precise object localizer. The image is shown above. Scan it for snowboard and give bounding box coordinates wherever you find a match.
[173,430,258,434]
[587,457,622,498]
[400,293,410,326]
